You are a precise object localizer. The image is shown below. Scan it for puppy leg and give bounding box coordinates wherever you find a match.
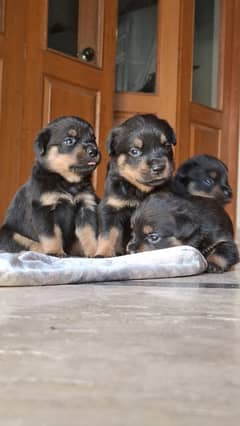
[0,225,43,253]
[96,203,127,257]
[206,240,239,273]
[71,203,98,257]
[32,203,66,257]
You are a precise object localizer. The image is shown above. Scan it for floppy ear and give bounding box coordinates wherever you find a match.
[174,212,199,241]
[161,119,176,146]
[106,126,121,156]
[34,128,51,157]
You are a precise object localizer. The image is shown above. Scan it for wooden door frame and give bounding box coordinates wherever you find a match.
[21,0,117,197]
[176,0,240,222]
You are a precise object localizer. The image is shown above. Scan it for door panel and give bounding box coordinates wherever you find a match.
[114,0,180,129]
[176,0,240,223]
[42,76,100,128]
[190,124,221,157]
[0,0,26,221]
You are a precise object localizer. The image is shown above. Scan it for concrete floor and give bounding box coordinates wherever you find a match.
[0,263,240,426]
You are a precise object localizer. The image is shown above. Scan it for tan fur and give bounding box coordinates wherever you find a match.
[13,233,43,252]
[39,224,65,256]
[46,146,84,183]
[40,191,96,211]
[68,128,77,137]
[188,182,214,198]
[75,225,97,257]
[209,171,217,178]
[133,138,143,149]
[117,154,172,192]
[143,225,153,234]
[75,192,97,210]
[160,133,167,144]
[168,236,182,246]
[207,253,228,270]
[96,227,120,257]
[117,155,152,193]
[107,196,139,209]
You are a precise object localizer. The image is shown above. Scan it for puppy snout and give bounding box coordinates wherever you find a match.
[223,186,232,199]
[150,159,166,174]
[86,146,99,158]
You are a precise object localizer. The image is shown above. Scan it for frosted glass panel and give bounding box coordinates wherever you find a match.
[115,0,158,93]
[192,0,221,108]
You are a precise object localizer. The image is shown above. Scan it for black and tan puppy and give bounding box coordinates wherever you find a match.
[172,154,232,204]
[96,114,176,257]
[0,116,101,256]
[127,193,239,273]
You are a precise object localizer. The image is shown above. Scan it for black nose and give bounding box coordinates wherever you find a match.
[223,187,232,199]
[87,146,98,158]
[150,159,166,174]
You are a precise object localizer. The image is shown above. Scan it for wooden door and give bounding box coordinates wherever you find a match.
[114,0,180,129]
[176,0,240,222]
[0,0,26,221]
[0,0,117,221]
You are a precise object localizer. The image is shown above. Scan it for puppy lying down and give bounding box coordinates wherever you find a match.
[127,193,239,273]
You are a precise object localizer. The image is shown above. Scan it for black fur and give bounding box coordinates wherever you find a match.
[96,114,176,257]
[0,116,101,256]
[127,193,239,273]
[172,154,232,204]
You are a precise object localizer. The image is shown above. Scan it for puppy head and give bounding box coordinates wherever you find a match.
[34,116,101,182]
[127,194,199,253]
[174,154,232,204]
[107,114,176,192]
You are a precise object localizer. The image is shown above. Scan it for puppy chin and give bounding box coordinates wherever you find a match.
[137,177,169,187]
[70,162,98,175]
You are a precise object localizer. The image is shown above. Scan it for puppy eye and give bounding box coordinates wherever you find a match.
[63,137,76,146]
[146,233,162,243]
[203,177,214,186]
[129,147,142,157]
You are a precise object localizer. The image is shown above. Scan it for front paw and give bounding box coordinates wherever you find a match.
[207,262,225,273]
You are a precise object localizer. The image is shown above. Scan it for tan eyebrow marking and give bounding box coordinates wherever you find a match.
[133,138,143,149]
[68,128,77,137]
[143,225,153,234]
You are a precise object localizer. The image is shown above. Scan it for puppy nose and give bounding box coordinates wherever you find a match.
[87,146,98,158]
[150,160,166,173]
[223,187,232,199]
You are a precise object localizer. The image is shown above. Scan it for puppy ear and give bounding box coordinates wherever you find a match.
[174,212,199,241]
[106,127,121,156]
[34,128,51,157]
[161,119,176,146]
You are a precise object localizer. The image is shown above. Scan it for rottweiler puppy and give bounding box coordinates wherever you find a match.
[127,193,239,273]
[172,154,232,204]
[0,116,101,256]
[96,114,176,257]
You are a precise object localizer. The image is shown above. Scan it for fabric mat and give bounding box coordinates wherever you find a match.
[0,246,207,286]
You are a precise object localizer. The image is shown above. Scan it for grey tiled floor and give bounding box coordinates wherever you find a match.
[0,264,240,425]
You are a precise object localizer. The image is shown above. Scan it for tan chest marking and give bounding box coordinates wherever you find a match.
[106,196,139,210]
[40,191,96,211]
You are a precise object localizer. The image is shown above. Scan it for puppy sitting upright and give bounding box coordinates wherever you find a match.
[127,193,239,273]
[96,114,176,257]
[172,154,232,204]
[0,116,101,256]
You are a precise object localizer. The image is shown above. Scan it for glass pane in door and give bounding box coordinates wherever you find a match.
[192,0,222,108]
[0,0,5,32]
[115,0,158,93]
[47,0,103,67]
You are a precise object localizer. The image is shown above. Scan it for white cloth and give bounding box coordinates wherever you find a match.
[0,246,207,286]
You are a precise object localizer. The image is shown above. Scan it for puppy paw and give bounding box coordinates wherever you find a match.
[207,262,225,273]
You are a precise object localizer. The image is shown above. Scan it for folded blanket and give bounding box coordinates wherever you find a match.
[0,246,207,286]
